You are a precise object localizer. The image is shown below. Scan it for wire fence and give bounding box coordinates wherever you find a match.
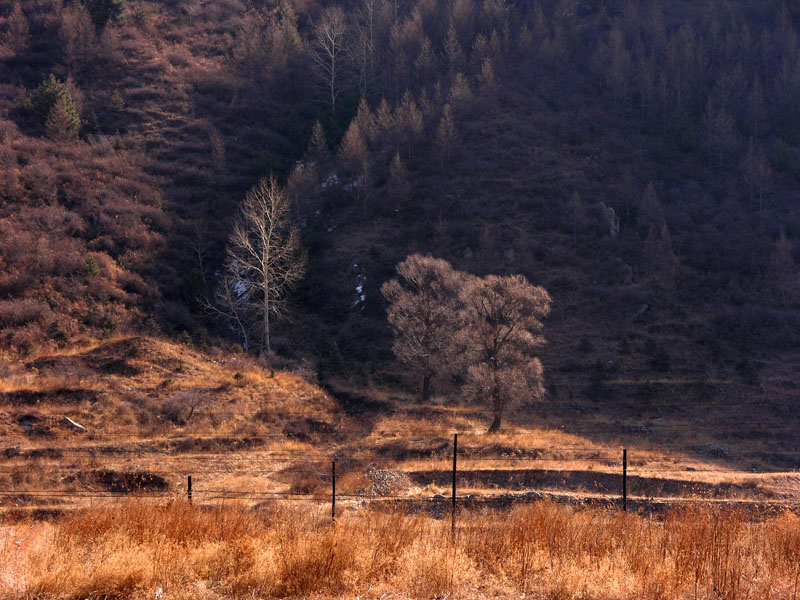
[3,433,799,522]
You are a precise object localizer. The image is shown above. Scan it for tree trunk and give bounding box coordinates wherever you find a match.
[488,412,502,433]
[488,383,502,432]
[263,288,270,353]
[240,323,249,354]
[421,374,431,403]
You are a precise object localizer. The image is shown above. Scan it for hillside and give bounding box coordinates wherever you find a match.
[3,335,800,522]
[1,0,800,485]
[5,2,800,599]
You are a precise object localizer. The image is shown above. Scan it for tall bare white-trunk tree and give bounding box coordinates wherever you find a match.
[226,176,305,353]
[355,0,376,98]
[312,7,348,110]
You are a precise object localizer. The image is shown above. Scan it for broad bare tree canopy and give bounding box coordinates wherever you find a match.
[459,274,551,432]
[381,254,464,402]
[383,254,551,430]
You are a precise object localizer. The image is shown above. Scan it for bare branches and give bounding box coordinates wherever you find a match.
[459,274,551,432]
[223,176,305,353]
[381,254,465,402]
[201,266,254,353]
[382,255,551,429]
[311,7,349,110]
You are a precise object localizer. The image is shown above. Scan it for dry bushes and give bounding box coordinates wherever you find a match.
[0,130,165,354]
[5,500,800,599]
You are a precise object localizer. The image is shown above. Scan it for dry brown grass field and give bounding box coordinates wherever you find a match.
[3,336,800,598]
[4,500,800,599]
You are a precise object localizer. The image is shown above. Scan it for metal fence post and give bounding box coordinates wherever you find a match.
[331,460,336,524]
[622,449,627,512]
[452,433,457,536]
[187,475,192,504]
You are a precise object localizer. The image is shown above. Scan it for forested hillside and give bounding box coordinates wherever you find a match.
[2,0,800,404]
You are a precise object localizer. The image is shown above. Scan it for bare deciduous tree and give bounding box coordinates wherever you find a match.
[435,102,457,174]
[60,4,96,67]
[355,0,377,98]
[311,7,348,110]
[225,176,305,353]
[769,230,797,307]
[5,3,30,55]
[203,266,254,353]
[459,274,551,432]
[387,152,409,217]
[382,255,552,429]
[381,254,464,402]
[338,119,370,218]
[642,222,678,289]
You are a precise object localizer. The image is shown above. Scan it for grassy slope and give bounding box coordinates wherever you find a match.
[3,337,800,518]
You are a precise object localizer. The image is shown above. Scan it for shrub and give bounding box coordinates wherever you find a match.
[0,299,48,327]
[45,96,81,141]
[29,76,79,124]
[84,0,127,27]
[735,359,760,386]
[47,321,71,345]
[650,345,671,373]
[577,336,594,354]
[130,3,150,29]
[160,391,200,424]
[84,255,101,276]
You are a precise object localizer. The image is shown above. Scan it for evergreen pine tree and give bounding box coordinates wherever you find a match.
[396,91,423,159]
[375,98,396,147]
[443,26,465,75]
[45,95,81,141]
[306,120,329,164]
[478,58,496,95]
[354,97,376,142]
[5,3,30,54]
[637,182,664,235]
[642,222,678,289]
[449,72,473,110]
[30,75,81,138]
[84,0,127,27]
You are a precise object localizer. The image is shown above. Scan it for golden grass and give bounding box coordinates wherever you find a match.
[4,500,800,599]
[4,335,800,518]
[0,335,339,443]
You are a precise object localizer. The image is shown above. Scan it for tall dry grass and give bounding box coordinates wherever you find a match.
[3,500,800,599]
